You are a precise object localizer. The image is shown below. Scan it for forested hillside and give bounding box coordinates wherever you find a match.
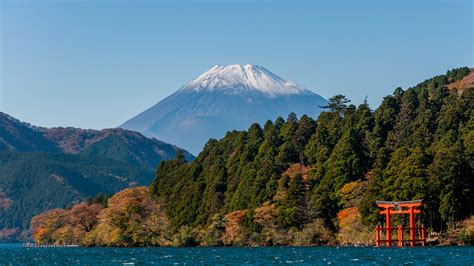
[150,67,473,243]
[0,151,153,239]
[31,67,474,246]
[0,113,192,241]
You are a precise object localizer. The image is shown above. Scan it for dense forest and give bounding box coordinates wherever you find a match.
[31,67,474,246]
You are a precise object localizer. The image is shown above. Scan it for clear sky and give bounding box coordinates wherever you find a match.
[1,0,472,129]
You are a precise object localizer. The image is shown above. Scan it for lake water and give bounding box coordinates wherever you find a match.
[0,243,473,265]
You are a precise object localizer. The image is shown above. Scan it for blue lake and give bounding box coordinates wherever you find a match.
[0,243,473,265]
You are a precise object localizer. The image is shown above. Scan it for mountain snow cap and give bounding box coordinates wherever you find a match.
[181,64,308,97]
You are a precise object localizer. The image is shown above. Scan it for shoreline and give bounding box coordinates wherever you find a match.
[13,243,473,248]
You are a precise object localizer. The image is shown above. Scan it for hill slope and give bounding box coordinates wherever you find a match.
[0,112,193,241]
[0,113,59,152]
[120,64,327,154]
[0,151,152,237]
[40,127,194,170]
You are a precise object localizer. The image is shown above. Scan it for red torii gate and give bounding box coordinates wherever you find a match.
[375,200,426,247]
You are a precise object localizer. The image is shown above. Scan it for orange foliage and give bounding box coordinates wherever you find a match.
[66,203,103,232]
[222,210,247,245]
[337,207,359,227]
[283,163,312,181]
[30,208,67,243]
[30,187,170,246]
[336,207,372,245]
[30,204,104,245]
[90,187,170,246]
[448,68,474,95]
[254,202,278,229]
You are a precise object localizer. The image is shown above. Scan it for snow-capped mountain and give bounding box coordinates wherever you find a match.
[182,64,308,96]
[120,64,327,154]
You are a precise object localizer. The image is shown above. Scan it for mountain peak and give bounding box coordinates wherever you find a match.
[121,64,327,153]
[181,64,308,97]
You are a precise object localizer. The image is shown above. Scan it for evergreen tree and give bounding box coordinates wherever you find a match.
[320,94,351,116]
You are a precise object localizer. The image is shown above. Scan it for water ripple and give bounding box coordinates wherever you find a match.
[0,244,473,265]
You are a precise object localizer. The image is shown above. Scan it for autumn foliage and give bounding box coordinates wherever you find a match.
[30,187,170,246]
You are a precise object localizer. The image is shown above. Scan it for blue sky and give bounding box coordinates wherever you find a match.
[1,0,472,129]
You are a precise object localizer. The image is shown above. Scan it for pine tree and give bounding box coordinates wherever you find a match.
[320,94,351,116]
